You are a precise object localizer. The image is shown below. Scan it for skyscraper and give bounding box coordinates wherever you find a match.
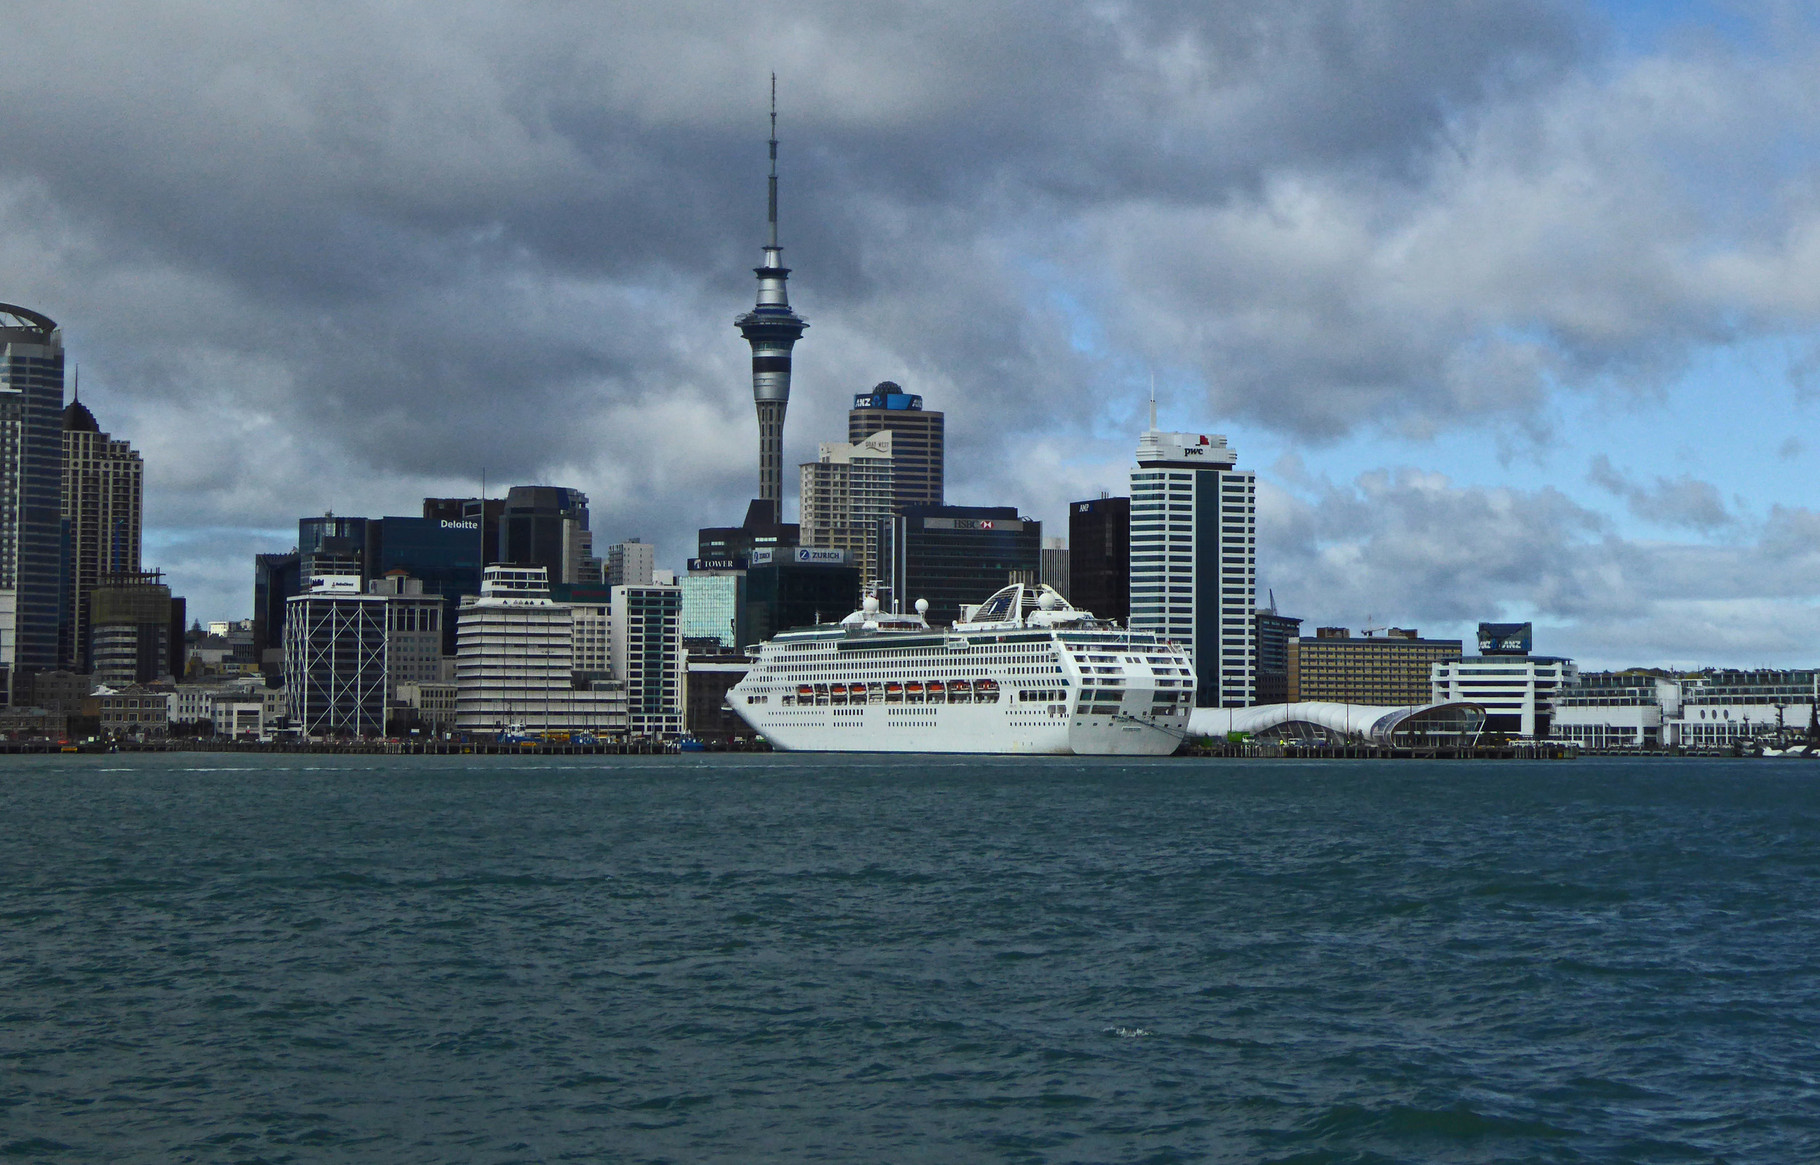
[0,304,68,701]
[1068,495,1130,624]
[800,431,894,587]
[61,398,143,670]
[499,486,593,585]
[734,81,807,525]
[1128,410,1256,708]
[848,382,943,512]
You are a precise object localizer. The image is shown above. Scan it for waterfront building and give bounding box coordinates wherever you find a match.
[91,684,171,737]
[60,398,143,670]
[607,539,655,588]
[744,548,862,642]
[284,575,388,737]
[734,88,808,526]
[1431,655,1577,738]
[847,382,943,512]
[453,565,627,737]
[89,571,185,686]
[1253,608,1303,706]
[1069,496,1130,626]
[1550,670,1685,752]
[1288,629,1462,707]
[0,304,69,701]
[394,680,458,734]
[1128,414,1256,708]
[1664,669,1818,753]
[686,648,754,744]
[801,431,895,587]
[612,584,684,739]
[882,505,1041,627]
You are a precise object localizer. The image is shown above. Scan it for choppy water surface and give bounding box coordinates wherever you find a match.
[2,754,1818,1163]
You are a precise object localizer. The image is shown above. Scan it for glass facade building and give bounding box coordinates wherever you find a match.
[882,505,1042,627]
[0,304,69,699]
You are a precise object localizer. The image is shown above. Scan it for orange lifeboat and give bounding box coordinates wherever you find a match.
[906,681,924,702]
[885,681,904,702]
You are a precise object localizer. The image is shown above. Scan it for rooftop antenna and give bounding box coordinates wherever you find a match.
[72,364,78,403]
[1268,587,1277,615]
[767,73,779,249]
[1148,372,1157,431]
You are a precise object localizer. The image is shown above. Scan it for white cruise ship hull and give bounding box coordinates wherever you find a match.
[728,584,1198,757]
[749,698,1183,755]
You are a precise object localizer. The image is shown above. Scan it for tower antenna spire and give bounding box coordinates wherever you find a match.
[1148,372,1157,431]
[767,73,779,249]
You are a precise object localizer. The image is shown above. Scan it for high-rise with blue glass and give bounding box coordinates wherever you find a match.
[0,304,68,702]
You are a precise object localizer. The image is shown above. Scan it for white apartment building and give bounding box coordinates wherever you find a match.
[1128,418,1255,708]
[1432,656,1578,739]
[454,565,627,736]
[800,431,895,587]
[607,539,656,588]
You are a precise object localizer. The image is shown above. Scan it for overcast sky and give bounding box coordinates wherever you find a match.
[6,1,1820,668]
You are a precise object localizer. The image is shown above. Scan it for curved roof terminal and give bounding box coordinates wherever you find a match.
[0,303,58,336]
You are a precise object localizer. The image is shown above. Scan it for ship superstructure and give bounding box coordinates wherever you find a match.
[728,583,1195,754]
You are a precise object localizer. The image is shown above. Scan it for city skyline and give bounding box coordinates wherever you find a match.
[4,4,1820,669]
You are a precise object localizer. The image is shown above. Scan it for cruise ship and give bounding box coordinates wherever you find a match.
[728,583,1196,754]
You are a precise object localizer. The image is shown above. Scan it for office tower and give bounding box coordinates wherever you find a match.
[251,551,300,668]
[734,84,808,525]
[423,497,504,564]
[1288,629,1461,706]
[743,548,861,642]
[1040,537,1069,600]
[370,515,485,654]
[1129,412,1255,708]
[453,565,627,736]
[500,486,592,585]
[284,574,389,736]
[1069,496,1130,625]
[0,304,69,701]
[1253,608,1303,705]
[607,539,655,587]
[89,571,181,686]
[60,398,143,670]
[848,382,943,511]
[882,505,1042,626]
[367,572,448,696]
[299,514,368,579]
[612,584,684,739]
[680,567,745,649]
[800,431,894,587]
[698,502,799,567]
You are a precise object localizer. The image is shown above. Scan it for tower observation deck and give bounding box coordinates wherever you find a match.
[734,78,807,526]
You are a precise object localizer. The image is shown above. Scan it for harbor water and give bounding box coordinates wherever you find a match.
[2,753,1817,1162]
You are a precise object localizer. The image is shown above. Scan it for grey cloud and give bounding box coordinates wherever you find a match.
[1254,469,1820,668]
[1585,454,1733,530]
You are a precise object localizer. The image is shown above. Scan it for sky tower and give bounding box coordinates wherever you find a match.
[735,77,807,525]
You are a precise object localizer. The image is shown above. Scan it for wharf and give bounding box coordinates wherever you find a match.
[0,739,771,757]
[1180,741,1579,760]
